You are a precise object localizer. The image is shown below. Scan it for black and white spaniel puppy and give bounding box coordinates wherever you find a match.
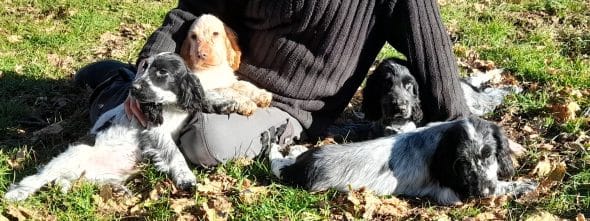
[362,58,519,135]
[4,53,236,201]
[269,117,537,205]
[362,58,423,136]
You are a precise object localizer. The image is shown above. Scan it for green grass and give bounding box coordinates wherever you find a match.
[1,0,589,220]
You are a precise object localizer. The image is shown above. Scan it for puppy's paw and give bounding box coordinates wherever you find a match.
[435,187,463,205]
[56,179,72,193]
[287,145,308,158]
[253,91,272,108]
[513,180,538,197]
[177,179,197,192]
[236,100,257,116]
[4,186,33,202]
[175,173,197,192]
[214,100,240,115]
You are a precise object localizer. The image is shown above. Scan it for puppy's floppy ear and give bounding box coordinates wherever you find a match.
[180,29,196,72]
[430,122,471,198]
[409,79,423,123]
[411,101,423,123]
[178,66,207,112]
[224,25,241,71]
[491,123,515,179]
[362,68,386,121]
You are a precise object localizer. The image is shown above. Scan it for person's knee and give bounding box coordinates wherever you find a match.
[75,60,133,89]
[179,120,246,167]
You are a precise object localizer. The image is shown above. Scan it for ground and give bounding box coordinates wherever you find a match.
[0,0,588,220]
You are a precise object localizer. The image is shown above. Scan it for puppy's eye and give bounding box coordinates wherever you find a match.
[191,34,197,40]
[142,61,149,70]
[405,84,414,94]
[212,31,219,37]
[480,146,492,159]
[156,70,169,77]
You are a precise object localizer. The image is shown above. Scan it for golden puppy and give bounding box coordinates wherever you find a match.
[180,14,271,116]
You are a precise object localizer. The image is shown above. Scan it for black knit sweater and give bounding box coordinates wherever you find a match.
[138,0,468,136]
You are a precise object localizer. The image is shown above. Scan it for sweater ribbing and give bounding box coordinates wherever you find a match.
[138,0,469,136]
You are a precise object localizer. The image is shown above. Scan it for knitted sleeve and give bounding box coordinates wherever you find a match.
[383,0,469,122]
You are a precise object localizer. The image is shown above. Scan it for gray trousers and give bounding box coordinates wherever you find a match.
[76,60,304,167]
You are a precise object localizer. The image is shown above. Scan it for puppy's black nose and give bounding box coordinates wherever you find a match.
[197,52,207,59]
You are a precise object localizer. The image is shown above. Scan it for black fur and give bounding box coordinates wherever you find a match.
[130,53,209,114]
[431,117,513,199]
[140,103,163,127]
[362,58,423,132]
[279,148,320,188]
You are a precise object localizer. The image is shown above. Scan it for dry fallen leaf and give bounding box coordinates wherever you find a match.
[530,155,553,177]
[170,198,195,214]
[525,211,563,221]
[14,64,23,74]
[46,53,75,71]
[342,187,410,219]
[200,196,233,221]
[6,205,38,221]
[176,214,198,221]
[539,143,555,151]
[549,101,581,122]
[7,147,29,170]
[315,137,337,147]
[518,162,566,203]
[196,173,236,195]
[576,213,586,221]
[375,197,410,218]
[7,35,22,43]
[238,186,269,204]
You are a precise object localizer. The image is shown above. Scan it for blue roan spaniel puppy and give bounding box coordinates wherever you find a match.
[361,58,518,136]
[5,53,239,201]
[269,58,534,204]
[269,116,537,205]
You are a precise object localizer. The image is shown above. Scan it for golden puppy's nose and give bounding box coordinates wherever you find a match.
[197,52,207,59]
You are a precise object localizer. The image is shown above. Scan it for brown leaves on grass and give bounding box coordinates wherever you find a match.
[92,23,153,59]
[530,155,554,177]
[333,187,411,220]
[200,196,234,221]
[46,53,75,74]
[7,147,30,170]
[5,205,43,221]
[194,172,238,220]
[548,101,581,123]
[196,173,237,195]
[518,162,567,204]
[525,211,565,221]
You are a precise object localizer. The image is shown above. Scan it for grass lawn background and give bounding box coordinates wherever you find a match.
[0,0,588,220]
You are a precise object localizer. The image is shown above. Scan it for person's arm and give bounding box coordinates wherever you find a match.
[383,0,469,123]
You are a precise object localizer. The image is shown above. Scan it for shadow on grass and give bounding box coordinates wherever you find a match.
[0,69,92,181]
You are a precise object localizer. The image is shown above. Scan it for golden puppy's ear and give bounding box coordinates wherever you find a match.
[180,33,195,72]
[224,25,241,71]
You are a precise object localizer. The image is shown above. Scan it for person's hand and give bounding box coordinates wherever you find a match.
[124,96,147,127]
[124,58,149,127]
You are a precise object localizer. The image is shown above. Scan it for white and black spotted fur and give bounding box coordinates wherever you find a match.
[4,53,237,201]
[270,117,537,205]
